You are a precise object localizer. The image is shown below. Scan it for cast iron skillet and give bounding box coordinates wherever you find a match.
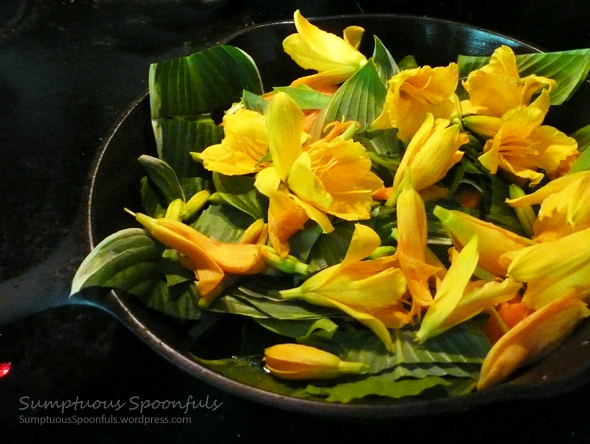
[3,14,590,418]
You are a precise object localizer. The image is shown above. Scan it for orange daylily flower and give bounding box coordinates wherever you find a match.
[373,63,459,140]
[477,296,589,390]
[433,206,533,277]
[462,45,557,118]
[134,213,265,307]
[280,224,409,351]
[388,114,468,200]
[504,227,590,309]
[283,10,367,89]
[194,108,269,176]
[395,172,442,316]
[506,170,590,241]
[417,236,522,343]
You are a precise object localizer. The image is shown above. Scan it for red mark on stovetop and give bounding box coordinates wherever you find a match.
[0,362,11,378]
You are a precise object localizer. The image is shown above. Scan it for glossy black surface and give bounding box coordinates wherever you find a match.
[2,0,590,442]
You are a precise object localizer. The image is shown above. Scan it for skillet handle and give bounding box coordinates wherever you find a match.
[0,227,89,326]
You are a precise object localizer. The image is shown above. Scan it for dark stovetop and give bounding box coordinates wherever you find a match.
[2,0,590,442]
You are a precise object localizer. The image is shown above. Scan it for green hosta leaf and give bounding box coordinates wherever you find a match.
[304,322,490,375]
[483,174,524,235]
[273,86,331,110]
[311,60,387,136]
[306,374,450,403]
[149,45,263,119]
[569,124,590,173]
[152,116,222,178]
[212,173,267,220]
[138,154,185,203]
[308,222,355,272]
[140,176,166,218]
[195,356,310,398]
[210,292,340,320]
[242,90,268,114]
[254,317,339,340]
[192,204,254,242]
[142,280,201,320]
[71,228,163,297]
[457,49,590,105]
[371,35,399,84]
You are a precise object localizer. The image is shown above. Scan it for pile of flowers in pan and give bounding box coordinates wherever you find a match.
[72,11,590,402]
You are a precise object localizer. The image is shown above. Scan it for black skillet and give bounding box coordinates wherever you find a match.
[3,14,590,419]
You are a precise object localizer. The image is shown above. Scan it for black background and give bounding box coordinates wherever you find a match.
[2,0,590,442]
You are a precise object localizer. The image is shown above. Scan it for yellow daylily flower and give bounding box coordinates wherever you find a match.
[133,212,265,307]
[433,206,533,277]
[388,114,468,201]
[417,236,522,343]
[506,170,590,241]
[462,45,557,118]
[504,227,590,309]
[280,224,409,351]
[477,296,589,390]
[395,172,442,316]
[263,343,368,380]
[195,108,269,175]
[373,63,459,141]
[283,10,367,89]
[477,100,578,186]
[255,92,382,255]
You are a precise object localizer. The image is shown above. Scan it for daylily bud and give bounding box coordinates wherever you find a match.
[182,190,211,221]
[263,343,368,380]
[164,198,185,221]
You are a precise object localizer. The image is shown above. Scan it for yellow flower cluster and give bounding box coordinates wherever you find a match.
[138,12,590,391]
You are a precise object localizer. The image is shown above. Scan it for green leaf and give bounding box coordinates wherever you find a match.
[192,204,254,242]
[152,116,222,178]
[311,60,387,136]
[149,45,263,119]
[273,86,331,110]
[71,228,163,297]
[308,223,355,272]
[242,90,268,114]
[569,124,590,173]
[458,49,590,105]
[138,154,185,203]
[483,174,524,234]
[254,317,339,340]
[306,374,450,403]
[212,173,267,220]
[371,35,399,84]
[304,322,490,375]
[140,176,166,218]
[142,280,201,320]
[195,356,310,398]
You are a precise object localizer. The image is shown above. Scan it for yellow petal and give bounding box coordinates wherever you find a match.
[416,235,479,343]
[434,206,533,276]
[283,10,367,84]
[477,296,589,390]
[288,152,333,210]
[266,92,305,182]
[506,227,590,308]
